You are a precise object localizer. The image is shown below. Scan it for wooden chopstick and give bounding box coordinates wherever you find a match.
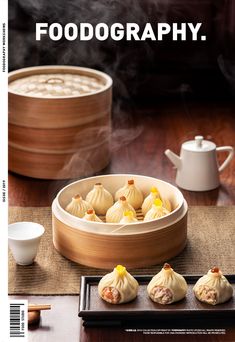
[28,304,51,312]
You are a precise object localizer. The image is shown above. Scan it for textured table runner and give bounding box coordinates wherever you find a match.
[9,206,235,295]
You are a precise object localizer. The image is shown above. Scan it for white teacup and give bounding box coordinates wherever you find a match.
[8,222,45,265]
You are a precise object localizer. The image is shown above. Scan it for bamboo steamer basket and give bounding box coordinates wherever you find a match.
[52,174,188,269]
[8,66,112,179]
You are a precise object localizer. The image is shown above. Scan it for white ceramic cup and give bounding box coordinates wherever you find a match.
[8,222,45,265]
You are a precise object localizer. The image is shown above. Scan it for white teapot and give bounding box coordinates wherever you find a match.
[165,136,234,191]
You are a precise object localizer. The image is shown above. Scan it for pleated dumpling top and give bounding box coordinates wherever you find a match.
[86,183,113,215]
[115,179,144,209]
[65,194,92,218]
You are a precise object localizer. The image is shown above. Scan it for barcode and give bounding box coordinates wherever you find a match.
[9,300,28,341]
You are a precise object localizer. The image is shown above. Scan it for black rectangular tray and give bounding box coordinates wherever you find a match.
[79,275,235,327]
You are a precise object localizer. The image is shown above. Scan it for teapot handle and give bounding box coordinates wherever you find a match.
[216,146,234,172]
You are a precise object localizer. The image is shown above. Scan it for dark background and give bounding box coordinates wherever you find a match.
[8,5,235,340]
[8,0,235,102]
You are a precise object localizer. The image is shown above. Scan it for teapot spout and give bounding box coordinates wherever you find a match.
[165,149,182,169]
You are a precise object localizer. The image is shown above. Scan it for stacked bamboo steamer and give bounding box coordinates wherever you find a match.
[8,66,112,179]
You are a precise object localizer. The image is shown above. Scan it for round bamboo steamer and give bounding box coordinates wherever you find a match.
[8,66,112,179]
[52,174,188,269]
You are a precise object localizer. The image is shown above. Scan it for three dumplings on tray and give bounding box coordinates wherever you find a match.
[65,179,172,224]
[98,264,233,306]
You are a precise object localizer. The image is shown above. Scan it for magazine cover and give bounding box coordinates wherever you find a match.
[1,0,235,341]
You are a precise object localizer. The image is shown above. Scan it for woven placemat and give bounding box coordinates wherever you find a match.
[9,206,235,295]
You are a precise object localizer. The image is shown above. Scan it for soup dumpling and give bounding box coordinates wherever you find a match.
[193,267,233,305]
[106,196,136,223]
[115,179,143,209]
[85,183,113,215]
[142,187,161,216]
[147,263,188,304]
[83,209,102,222]
[98,265,139,304]
[144,199,170,221]
[120,211,138,224]
[65,194,92,218]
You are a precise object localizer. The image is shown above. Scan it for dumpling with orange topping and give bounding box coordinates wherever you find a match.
[65,194,92,218]
[106,196,136,223]
[115,179,143,209]
[98,265,139,304]
[85,183,113,215]
[147,263,188,304]
[193,267,233,305]
[83,209,102,222]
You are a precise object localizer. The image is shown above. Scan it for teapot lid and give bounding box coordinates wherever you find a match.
[182,136,216,152]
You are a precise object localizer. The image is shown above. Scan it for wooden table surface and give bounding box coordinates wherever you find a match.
[9,101,235,341]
